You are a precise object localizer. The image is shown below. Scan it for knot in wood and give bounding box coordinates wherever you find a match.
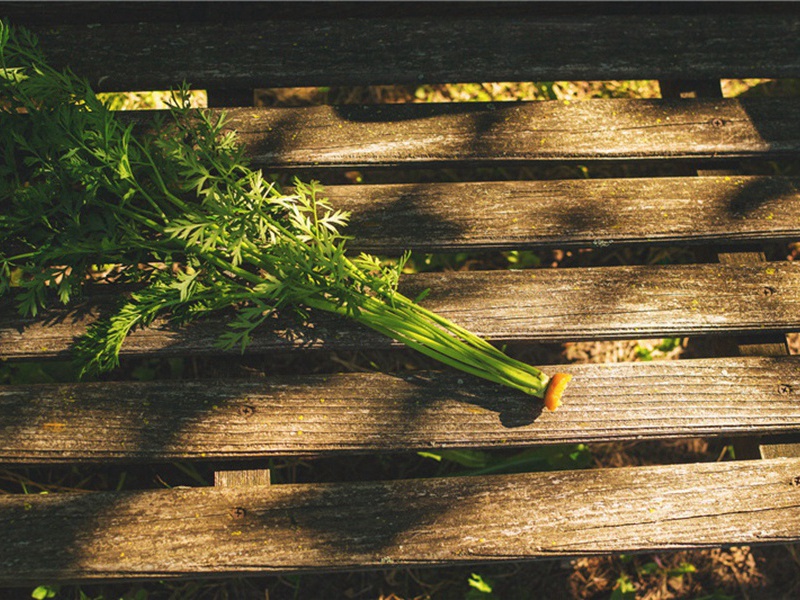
[238,405,256,417]
[711,118,725,127]
[778,383,794,396]
[230,507,247,519]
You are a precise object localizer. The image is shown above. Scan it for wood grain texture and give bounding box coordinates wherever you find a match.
[214,470,270,488]
[1,357,799,463]
[328,176,800,252]
[8,9,800,91]
[3,457,800,582]
[6,175,800,253]
[716,253,797,460]
[717,251,790,357]
[2,262,799,360]
[3,1,800,582]
[191,98,800,168]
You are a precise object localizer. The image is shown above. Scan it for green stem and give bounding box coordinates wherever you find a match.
[302,293,550,398]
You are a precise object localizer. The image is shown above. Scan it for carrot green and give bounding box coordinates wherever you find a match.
[0,21,568,405]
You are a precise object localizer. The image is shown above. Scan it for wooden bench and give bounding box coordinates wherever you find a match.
[2,1,800,590]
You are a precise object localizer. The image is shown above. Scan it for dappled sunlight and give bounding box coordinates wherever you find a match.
[97,89,207,110]
[4,456,800,582]
[214,95,800,169]
[4,2,800,597]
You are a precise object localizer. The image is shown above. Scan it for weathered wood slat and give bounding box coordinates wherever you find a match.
[2,263,799,360]
[715,254,799,461]
[10,98,800,169]
[329,175,800,252]
[3,457,800,583]
[204,99,800,168]
[1,357,799,463]
[11,11,800,91]
[716,251,791,460]
[5,175,800,253]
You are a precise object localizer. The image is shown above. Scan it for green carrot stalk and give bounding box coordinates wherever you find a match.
[0,21,570,406]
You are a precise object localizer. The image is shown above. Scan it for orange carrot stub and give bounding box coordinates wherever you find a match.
[543,373,572,411]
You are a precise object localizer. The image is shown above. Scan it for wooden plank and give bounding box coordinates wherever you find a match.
[716,253,798,460]
[196,98,800,168]
[9,10,800,91]
[717,251,789,459]
[2,262,799,360]
[214,470,270,488]
[1,357,799,463]
[5,175,800,254]
[2,457,800,583]
[658,76,796,461]
[718,251,790,358]
[762,439,800,459]
[327,176,800,253]
[4,2,794,27]
[9,98,800,168]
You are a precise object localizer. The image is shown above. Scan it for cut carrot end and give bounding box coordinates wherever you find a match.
[543,373,572,411]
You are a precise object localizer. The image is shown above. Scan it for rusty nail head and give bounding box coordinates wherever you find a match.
[239,405,256,417]
[230,507,247,519]
[779,384,794,396]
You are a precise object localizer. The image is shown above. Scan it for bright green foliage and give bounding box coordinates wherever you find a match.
[30,585,59,600]
[638,560,696,578]
[609,575,637,600]
[634,337,683,361]
[420,444,591,475]
[466,573,495,598]
[0,21,553,397]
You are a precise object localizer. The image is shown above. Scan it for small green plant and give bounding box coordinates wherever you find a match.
[466,573,496,599]
[634,337,682,361]
[0,21,571,405]
[419,444,592,475]
[638,560,696,578]
[609,575,637,600]
[0,360,79,384]
[31,585,59,600]
[97,90,205,111]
